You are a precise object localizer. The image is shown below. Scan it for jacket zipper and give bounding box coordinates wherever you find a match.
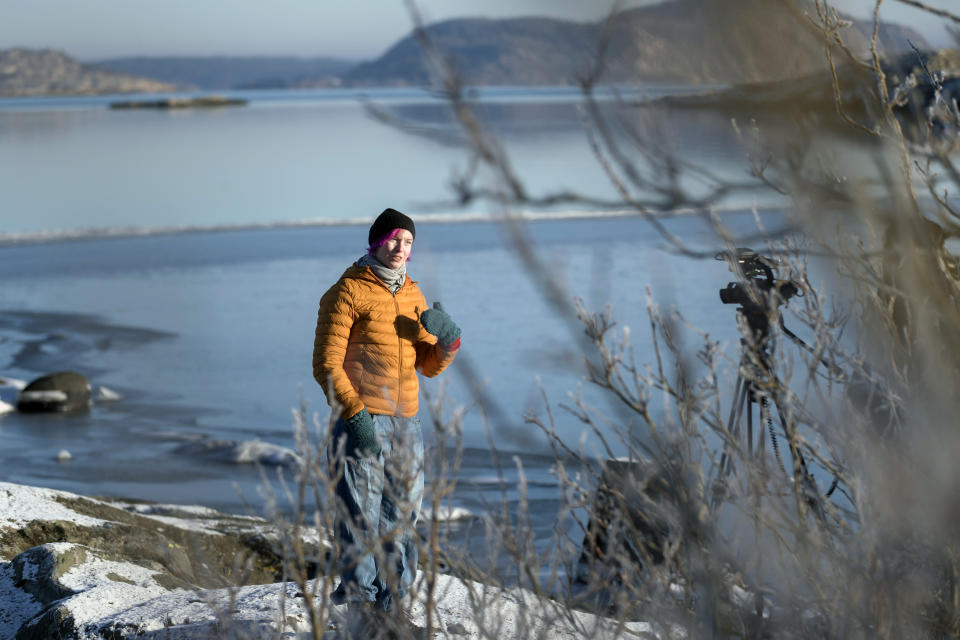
[365,267,406,415]
[392,290,402,413]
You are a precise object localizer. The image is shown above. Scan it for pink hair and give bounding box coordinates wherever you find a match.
[367,228,412,262]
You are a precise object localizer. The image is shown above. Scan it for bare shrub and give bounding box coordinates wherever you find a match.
[347,1,960,639]
[250,2,960,639]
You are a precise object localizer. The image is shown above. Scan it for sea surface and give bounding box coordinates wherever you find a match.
[0,85,773,238]
[0,86,792,581]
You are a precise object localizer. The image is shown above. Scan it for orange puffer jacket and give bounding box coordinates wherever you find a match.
[313,263,458,419]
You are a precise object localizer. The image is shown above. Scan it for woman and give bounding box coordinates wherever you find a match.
[313,207,461,616]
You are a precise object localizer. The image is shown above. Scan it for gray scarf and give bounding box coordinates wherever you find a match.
[357,253,406,294]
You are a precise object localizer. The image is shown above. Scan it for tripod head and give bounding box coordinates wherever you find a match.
[716,248,799,339]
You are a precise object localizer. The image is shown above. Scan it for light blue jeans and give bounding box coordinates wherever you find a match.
[329,414,424,611]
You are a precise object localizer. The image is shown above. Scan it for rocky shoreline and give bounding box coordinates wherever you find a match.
[0,481,316,638]
[0,49,178,97]
[0,481,659,639]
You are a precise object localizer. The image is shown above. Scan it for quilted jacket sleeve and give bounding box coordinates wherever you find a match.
[313,280,364,419]
[414,294,459,378]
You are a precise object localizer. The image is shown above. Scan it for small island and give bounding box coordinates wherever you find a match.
[108,95,247,110]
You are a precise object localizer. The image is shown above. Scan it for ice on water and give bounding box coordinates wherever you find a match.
[0,213,769,520]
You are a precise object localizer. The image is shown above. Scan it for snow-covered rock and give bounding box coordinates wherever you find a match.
[0,377,124,413]
[16,371,90,413]
[173,437,301,466]
[0,482,324,638]
[11,542,176,639]
[94,386,122,402]
[0,481,669,639]
[0,377,27,391]
[422,504,474,522]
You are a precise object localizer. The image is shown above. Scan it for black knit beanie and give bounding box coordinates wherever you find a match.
[368,208,416,245]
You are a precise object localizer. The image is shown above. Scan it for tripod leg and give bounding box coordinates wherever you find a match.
[714,374,753,511]
[727,374,745,438]
[721,374,753,476]
[771,393,827,524]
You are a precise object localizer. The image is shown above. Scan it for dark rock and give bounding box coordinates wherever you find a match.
[577,458,675,580]
[11,544,85,605]
[108,95,248,110]
[10,544,87,640]
[16,371,90,413]
[15,602,75,640]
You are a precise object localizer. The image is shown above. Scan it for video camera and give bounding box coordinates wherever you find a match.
[716,248,799,336]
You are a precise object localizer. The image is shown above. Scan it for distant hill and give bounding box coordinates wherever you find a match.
[0,49,178,97]
[94,56,357,90]
[345,0,929,86]
[344,16,596,86]
[0,1,931,97]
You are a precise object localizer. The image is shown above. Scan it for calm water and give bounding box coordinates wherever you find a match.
[0,86,794,578]
[0,85,769,237]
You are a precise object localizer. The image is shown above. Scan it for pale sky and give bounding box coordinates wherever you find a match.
[0,0,953,61]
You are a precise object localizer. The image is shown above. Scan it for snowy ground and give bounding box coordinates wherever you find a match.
[0,481,672,639]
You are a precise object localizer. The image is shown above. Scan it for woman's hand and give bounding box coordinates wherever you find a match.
[419,301,461,347]
[344,408,380,457]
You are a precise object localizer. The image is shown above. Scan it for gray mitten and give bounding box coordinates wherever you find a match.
[344,408,380,457]
[419,301,461,347]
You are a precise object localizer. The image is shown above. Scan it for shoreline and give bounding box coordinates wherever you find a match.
[0,479,658,639]
[0,202,789,248]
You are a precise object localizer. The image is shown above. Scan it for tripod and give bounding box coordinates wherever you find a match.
[713,251,829,521]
